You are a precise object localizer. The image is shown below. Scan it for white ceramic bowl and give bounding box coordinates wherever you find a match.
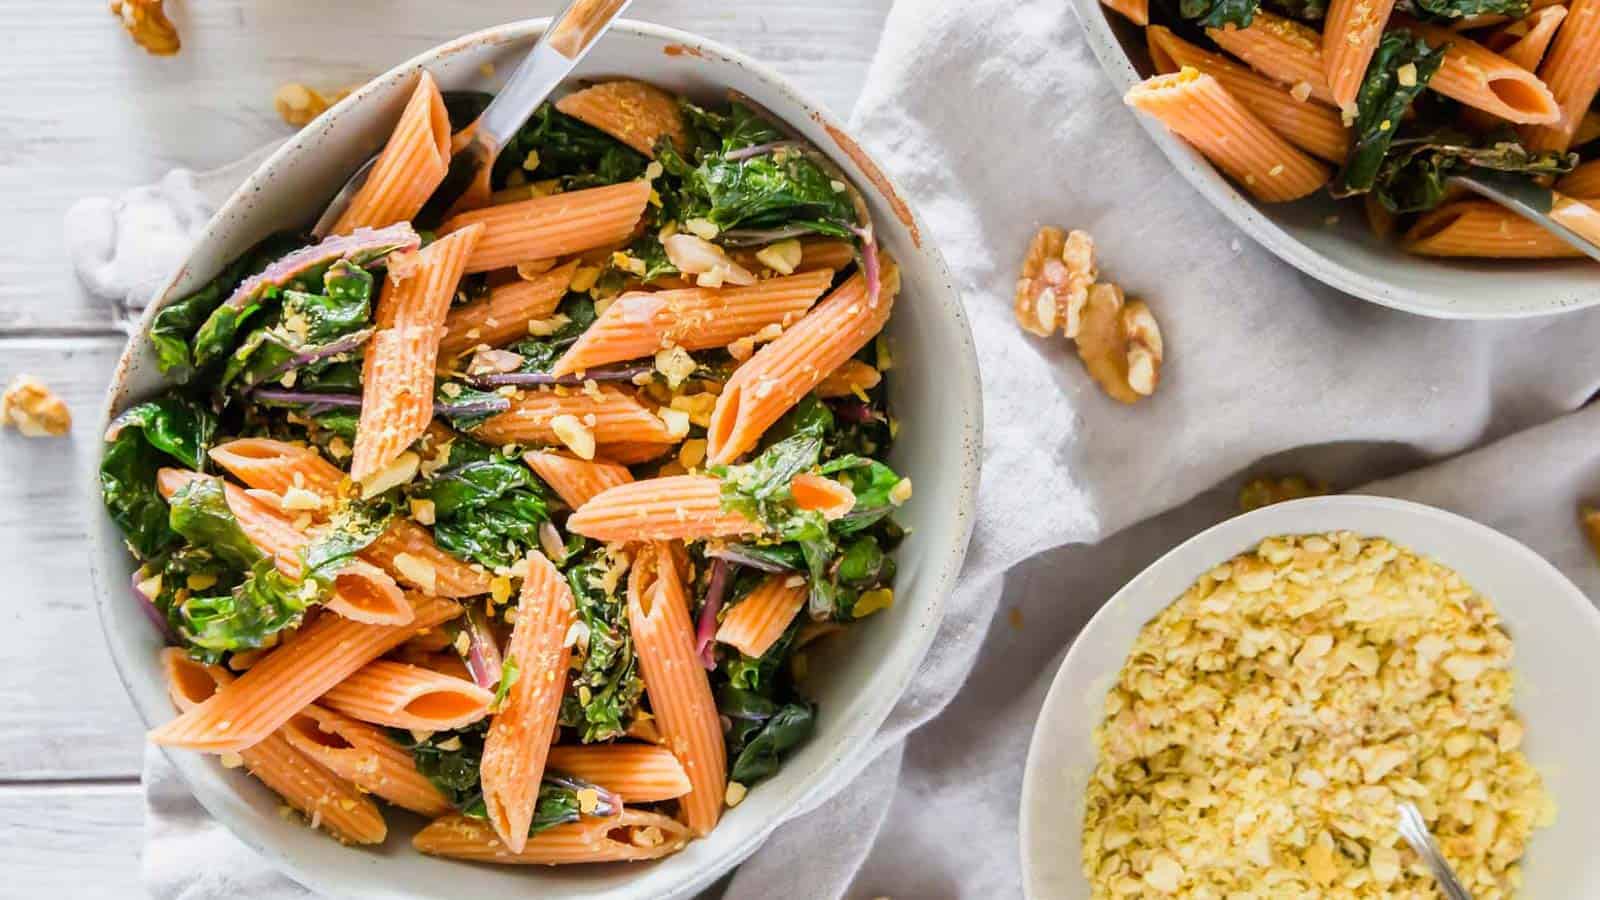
[88,19,981,899]
[1021,495,1600,898]
[1069,3,1599,319]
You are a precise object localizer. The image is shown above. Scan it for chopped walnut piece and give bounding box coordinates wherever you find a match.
[1581,506,1600,562]
[1239,475,1330,512]
[110,0,179,56]
[1,375,71,437]
[274,83,358,128]
[1075,284,1163,404]
[1014,227,1097,338]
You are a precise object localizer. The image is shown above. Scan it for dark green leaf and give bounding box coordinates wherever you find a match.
[149,233,302,378]
[421,438,551,570]
[282,261,373,343]
[301,497,395,579]
[100,394,221,559]
[503,295,598,375]
[1264,0,1327,20]
[730,701,814,785]
[441,91,493,131]
[492,104,648,191]
[179,557,316,658]
[659,139,858,235]
[167,478,265,570]
[559,547,645,742]
[1373,129,1577,213]
[1331,30,1449,198]
[1398,0,1528,21]
[397,725,486,811]
[1179,0,1259,27]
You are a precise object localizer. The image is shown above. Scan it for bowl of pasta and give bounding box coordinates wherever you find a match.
[88,17,979,899]
[1073,0,1600,317]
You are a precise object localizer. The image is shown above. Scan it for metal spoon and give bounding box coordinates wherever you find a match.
[1396,801,1474,900]
[1448,170,1600,263]
[312,0,635,237]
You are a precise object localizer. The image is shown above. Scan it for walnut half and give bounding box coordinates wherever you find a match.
[109,0,180,56]
[1074,284,1164,404]
[1,375,72,438]
[1014,227,1095,337]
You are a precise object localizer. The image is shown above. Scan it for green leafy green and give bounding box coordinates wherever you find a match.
[1331,30,1449,198]
[179,557,318,659]
[433,382,510,432]
[492,657,520,710]
[219,262,375,396]
[1179,0,1259,27]
[1398,0,1528,21]
[441,91,493,131]
[149,233,302,379]
[680,101,785,155]
[281,261,373,343]
[819,455,906,535]
[492,104,648,191]
[302,497,396,577]
[420,438,551,570]
[657,138,857,237]
[560,547,645,743]
[502,295,598,375]
[723,692,815,785]
[722,623,798,695]
[107,394,219,471]
[167,479,263,569]
[1265,0,1327,20]
[1373,130,1578,213]
[397,725,486,811]
[100,394,221,558]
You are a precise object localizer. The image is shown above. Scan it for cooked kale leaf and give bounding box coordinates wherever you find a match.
[149,233,303,379]
[1264,0,1327,20]
[1331,30,1449,198]
[1180,0,1260,27]
[1397,0,1529,20]
[492,104,648,191]
[1374,130,1578,213]
[720,684,816,786]
[421,438,551,570]
[101,393,220,558]
[560,547,645,743]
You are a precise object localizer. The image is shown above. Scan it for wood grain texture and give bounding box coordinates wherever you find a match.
[0,785,143,890]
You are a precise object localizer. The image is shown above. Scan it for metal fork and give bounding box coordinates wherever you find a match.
[1448,170,1600,263]
[1396,801,1474,900]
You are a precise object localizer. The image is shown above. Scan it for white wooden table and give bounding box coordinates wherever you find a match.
[0,1,890,891]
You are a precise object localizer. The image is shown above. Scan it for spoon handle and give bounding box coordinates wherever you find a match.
[1448,171,1600,263]
[1396,802,1474,900]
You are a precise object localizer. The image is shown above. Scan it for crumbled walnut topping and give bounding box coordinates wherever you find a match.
[110,0,179,55]
[1,375,71,437]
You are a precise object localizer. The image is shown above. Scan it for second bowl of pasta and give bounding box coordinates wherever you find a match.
[88,17,979,900]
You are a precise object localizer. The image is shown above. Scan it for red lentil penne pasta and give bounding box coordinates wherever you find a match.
[1208,14,1336,105]
[472,385,678,447]
[524,450,632,509]
[439,260,579,358]
[439,181,652,274]
[363,518,495,598]
[329,71,451,234]
[1148,26,1349,163]
[705,262,900,466]
[545,744,692,803]
[1405,20,1562,124]
[210,438,345,501]
[716,575,809,660]
[627,544,726,836]
[1559,159,1600,198]
[1404,198,1588,256]
[149,592,461,753]
[413,809,691,864]
[594,441,677,465]
[1125,69,1331,204]
[1101,0,1150,24]
[554,80,689,157]
[155,468,411,626]
[352,224,484,485]
[790,472,856,519]
[1324,0,1398,111]
[1522,0,1600,150]
[730,238,856,275]
[281,704,453,817]
[1485,5,1570,70]
[550,270,835,376]
[566,475,760,542]
[321,660,493,731]
[480,552,576,853]
[161,649,388,844]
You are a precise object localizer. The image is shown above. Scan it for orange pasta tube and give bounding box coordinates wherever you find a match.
[440,181,652,274]
[414,809,691,864]
[566,475,759,542]
[1324,0,1398,111]
[473,385,677,447]
[524,450,632,509]
[716,575,808,659]
[1406,20,1562,124]
[281,704,452,817]
[1208,14,1335,105]
[155,469,411,626]
[1125,69,1331,203]
[210,438,344,501]
[706,264,899,466]
[730,238,856,275]
[545,744,692,802]
[161,650,388,844]
[1486,5,1570,70]
[1404,199,1587,256]
[363,519,495,598]
[329,71,451,234]
[1101,0,1150,24]
[149,592,461,752]
[352,224,484,485]
[321,660,493,731]
[627,545,726,836]
[1148,26,1349,162]
[439,261,578,358]
[1523,0,1600,149]
[550,270,835,376]
[554,80,688,156]
[595,441,676,465]
[481,552,576,853]
[1559,159,1600,198]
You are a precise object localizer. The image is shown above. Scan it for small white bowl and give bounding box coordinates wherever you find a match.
[88,18,981,900]
[1069,3,1599,319]
[1021,495,1600,898]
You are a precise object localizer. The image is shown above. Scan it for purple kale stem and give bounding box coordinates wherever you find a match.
[695,557,731,669]
[222,222,420,314]
[467,364,651,388]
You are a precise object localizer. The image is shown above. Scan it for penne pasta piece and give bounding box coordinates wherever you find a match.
[439,260,579,359]
[321,660,493,731]
[524,450,632,509]
[545,744,692,803]
[1147,26,1349,163]
[1558,159,1600,198]
[554,80,689,157]
[1404,199,1587,256]
[566,475,760,542]
[352,224,485,485]
[472,385,678,447]
[1484,5,1570,70]
[550,270,836,376]
[414,809,691,864]
[155,469,411,626]
[479,551,577,853]
[364,518,496,598]
[1125,69,1331,204]
[1208,14,1336,105]
[627,544,726,836]
[1406,20,1562,124]
[439,181,652,274]
[730,238,856,276]
[1522,0,1600,150]
[706,261,901,465]
[791,472,856,519]
[1100,0,1150,24]
[281,704,453,817]
[210,438,345,501]
[330,71,451,234]
[161,649,388,844]
[149,592,461,753]
[1324,0,1399,111]
[595,441,677,465]
[715,575,809,660]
